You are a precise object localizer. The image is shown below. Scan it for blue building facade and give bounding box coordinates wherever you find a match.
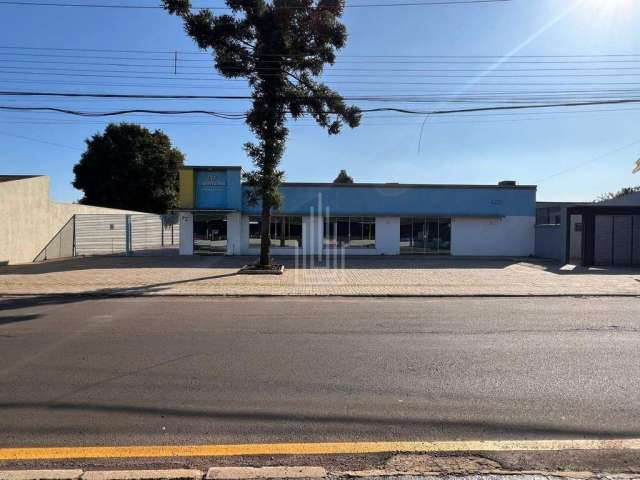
[177,166,537,257]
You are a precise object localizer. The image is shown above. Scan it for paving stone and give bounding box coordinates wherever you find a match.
[1,256,638,297]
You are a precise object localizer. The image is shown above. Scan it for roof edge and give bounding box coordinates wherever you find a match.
[276,182,537,190]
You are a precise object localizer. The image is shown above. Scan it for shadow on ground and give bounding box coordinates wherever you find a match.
[1,400,639,439]
[2,254,640,275]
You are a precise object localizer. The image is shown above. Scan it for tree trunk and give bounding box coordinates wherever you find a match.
[259,202,271,267]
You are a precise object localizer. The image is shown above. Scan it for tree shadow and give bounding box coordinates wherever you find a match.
[1,400,639,439]
[0,271,239,312]
[0,255,545,275]
[0,313,43,326]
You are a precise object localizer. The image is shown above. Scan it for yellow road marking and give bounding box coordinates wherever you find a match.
[1,439,640,461]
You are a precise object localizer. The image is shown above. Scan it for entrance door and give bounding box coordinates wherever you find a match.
[193,215,227,254]
[400,217,451,254]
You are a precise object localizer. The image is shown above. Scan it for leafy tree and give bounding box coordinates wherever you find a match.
[333,169,354,184]
[73,123,185,214]
[162,0,361,266]
[597,185,640,202]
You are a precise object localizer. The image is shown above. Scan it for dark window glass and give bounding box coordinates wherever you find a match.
[249,216,302,248]
[324,217,375,248]
[400,217,413,252]
[400,217,451,255]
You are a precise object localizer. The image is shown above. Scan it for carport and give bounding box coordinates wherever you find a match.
[565,205,640,267]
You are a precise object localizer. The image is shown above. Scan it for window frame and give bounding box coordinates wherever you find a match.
[323,216,376,249]
[248,215,303,248]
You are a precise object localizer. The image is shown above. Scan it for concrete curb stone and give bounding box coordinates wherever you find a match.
[206,467,327,479]
[0,471,83,480]
[81,471,203,480]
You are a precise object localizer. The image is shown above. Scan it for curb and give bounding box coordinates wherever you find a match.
[1,293,640,299]
[1,469,638,480]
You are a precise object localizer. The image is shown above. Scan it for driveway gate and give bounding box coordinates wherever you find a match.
[35,214,180,262]
[594,215,640,266]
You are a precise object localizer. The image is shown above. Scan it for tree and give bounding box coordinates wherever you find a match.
[597,185,640,202]
[162,0,361,266]
[73,123,185,214]
[333,169,354,184]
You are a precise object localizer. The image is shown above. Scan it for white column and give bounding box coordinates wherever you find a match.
[376,216,400,255]
[226,212,242,255]
[178,212,193,255]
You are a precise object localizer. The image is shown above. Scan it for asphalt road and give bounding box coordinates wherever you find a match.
[1,295,640,448]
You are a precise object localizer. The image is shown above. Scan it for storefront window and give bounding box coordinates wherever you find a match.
[324,217,376,248]
[400,217,451,254]
[249,216,302,248]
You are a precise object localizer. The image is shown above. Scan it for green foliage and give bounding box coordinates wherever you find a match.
[333,169,354,184]
[72,123,185,214]
[597,185,640,202]
[162,0,361,264]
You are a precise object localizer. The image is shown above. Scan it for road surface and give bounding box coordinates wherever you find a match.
[1,295,640,448]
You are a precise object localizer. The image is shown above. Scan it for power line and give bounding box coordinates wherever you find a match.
[11,62,640,79]
[0,129,83,150]
[534,139,640,184]
[9,68,640,86]
[0,0,513,10]
[6,97,640,118]
[9,44,640,58]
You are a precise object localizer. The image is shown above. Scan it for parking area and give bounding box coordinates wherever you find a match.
[0,256,639,296]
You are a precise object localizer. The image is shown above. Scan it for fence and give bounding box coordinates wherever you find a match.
[34,214,180,262]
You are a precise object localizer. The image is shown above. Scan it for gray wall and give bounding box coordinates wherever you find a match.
[535,224,563,261]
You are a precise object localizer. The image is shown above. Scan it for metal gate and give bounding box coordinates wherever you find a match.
[594,215,640,266]
[34,214,180,262]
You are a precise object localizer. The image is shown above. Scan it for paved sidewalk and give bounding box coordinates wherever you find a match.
[0,256,639,296]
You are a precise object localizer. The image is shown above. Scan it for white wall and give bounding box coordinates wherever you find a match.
[376,217,400,255]
[178,212,193,255]
[226,212,242,255]
[0,176,139,265]
[451,216,535,257]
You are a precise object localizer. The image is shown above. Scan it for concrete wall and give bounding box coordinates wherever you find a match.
[451,216,535,257]
[0,176,139,265]
[534,224,563,261]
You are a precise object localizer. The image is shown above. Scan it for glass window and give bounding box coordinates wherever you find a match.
[248,216,261,247]
[400,217,451,255]
[249,216,302,248]
[536,207,562,225]
[324,217,375,248]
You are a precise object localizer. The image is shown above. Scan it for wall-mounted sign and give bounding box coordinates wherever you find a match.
[197,172,227,191]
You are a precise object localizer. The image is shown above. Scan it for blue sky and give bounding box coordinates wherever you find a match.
[2,0,640,203]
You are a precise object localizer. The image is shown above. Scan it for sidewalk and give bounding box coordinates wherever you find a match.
[1,256,639,296]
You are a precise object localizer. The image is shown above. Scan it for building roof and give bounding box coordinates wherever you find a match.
[597,191,640,207]
[281,182,537,190]
[0,175,42,183]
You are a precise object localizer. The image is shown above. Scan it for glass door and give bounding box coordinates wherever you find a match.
[193,214,227,254]
[400,217,451,255]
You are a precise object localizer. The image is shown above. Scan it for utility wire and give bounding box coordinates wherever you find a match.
[0,0,513,9]
[8,45,640,58]
[0,129,83,150]
[6,98,640,117]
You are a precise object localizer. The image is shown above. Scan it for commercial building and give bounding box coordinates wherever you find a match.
[175,165,537,257]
